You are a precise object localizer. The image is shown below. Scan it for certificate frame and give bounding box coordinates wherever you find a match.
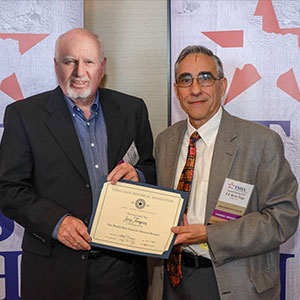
[88,177,188,258]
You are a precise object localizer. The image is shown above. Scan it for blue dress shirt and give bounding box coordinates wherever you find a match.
[64,90,108,210]
[52,90,144,238]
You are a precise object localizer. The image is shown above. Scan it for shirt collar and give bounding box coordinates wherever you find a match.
[63,89,100,114]
[187,107,222,146]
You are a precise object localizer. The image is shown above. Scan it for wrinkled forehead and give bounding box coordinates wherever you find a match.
[58,33,100,60]
[178,53,217,75]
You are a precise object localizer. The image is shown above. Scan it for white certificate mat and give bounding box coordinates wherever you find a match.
[89,179,188,258]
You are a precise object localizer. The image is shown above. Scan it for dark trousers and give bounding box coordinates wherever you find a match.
[163,264,221,300]
[84,252,139,300]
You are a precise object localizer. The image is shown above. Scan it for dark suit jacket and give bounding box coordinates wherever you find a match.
[148,109,299,300]
[0,86,155,300]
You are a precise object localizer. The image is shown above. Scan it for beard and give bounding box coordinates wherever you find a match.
[67,77,91,99]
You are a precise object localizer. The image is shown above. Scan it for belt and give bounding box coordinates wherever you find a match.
[88,247,131,262]
[88,248,106,259]
[181,251,212,268]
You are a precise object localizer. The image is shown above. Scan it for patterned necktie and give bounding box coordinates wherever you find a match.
[167,131,200,287]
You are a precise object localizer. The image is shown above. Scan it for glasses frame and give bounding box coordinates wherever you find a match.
[175,72,223,88]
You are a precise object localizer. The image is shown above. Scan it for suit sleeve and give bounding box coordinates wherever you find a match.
[134,99,156,185]
[0,105,68,246]
[207,131,299,266]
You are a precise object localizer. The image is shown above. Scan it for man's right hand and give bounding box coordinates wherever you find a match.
[57,216,91,250]
[171,214,208,246]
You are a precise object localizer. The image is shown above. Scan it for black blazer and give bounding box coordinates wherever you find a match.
[0,86,156,300]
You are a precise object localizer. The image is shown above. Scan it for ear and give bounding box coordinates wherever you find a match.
[220,77,227,97]
[54,58,58,74]
[100,57,107,79]
[174,82,180,100]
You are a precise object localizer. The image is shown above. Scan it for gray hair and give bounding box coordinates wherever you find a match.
[174,45,224,78]
[54,30,105,62]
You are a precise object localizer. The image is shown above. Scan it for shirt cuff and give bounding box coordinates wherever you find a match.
[52,213,71,239]
[135,168,145,183]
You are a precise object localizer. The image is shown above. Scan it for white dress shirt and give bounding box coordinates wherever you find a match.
[174,108,222,258]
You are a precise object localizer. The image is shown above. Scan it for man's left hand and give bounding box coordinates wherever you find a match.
[107,162,139,184]
[172,214,208,245]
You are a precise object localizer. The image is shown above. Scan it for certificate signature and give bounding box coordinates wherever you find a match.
[122,212,148,227]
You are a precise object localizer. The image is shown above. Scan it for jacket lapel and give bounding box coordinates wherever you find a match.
[99,89,125,172]
[165,121,187,188]
[205,110,238,223]
[44,87,89,182]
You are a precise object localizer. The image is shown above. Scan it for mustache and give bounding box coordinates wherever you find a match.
[70,76,89,83]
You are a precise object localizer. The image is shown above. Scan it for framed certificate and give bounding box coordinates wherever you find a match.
[88,177,188,258]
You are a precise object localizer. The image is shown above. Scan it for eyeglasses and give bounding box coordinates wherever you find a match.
[176,72,223,88]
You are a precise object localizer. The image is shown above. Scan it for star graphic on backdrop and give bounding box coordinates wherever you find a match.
[0,33,49,101]
[201,0,300,105]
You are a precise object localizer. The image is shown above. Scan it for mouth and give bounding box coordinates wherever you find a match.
[70,78,89,89]
[188,99,207,104]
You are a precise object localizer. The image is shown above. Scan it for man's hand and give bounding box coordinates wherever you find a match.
[172,214,208,245]
[57,216,91,250]
[107,162,139,184]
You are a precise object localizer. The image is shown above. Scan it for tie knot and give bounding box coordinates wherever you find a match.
[190,131,200,145]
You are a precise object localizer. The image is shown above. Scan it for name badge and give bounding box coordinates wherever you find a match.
[120,141,140,166]
[199,179,254,250]
[209,178,254,224]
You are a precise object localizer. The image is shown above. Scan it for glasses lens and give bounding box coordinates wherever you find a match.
[198,73,214,86]
[178,74,192,87]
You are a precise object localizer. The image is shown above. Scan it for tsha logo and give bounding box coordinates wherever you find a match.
[228,182,246,193]
[228,182,235,189]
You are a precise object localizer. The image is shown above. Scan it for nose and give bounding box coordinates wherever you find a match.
[190,78,203,95]
[74,60,85,77]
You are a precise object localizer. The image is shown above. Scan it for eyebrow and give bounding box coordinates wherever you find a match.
[199,71,213,76]
[63,56,76,61]
[85,57,96,63]
[62,56,96,62]
[178,71,213,77]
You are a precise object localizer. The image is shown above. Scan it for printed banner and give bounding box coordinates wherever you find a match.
[170,1,300,299]
[0,1,83,299]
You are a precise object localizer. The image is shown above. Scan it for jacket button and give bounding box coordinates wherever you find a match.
[85,183,90,189]
[81,254,87,260]
[84,218,89,225]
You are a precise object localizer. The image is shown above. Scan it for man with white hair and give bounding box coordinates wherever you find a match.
[0,28,155,300]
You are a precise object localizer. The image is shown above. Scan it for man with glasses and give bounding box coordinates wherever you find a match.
[148,45,299,300]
